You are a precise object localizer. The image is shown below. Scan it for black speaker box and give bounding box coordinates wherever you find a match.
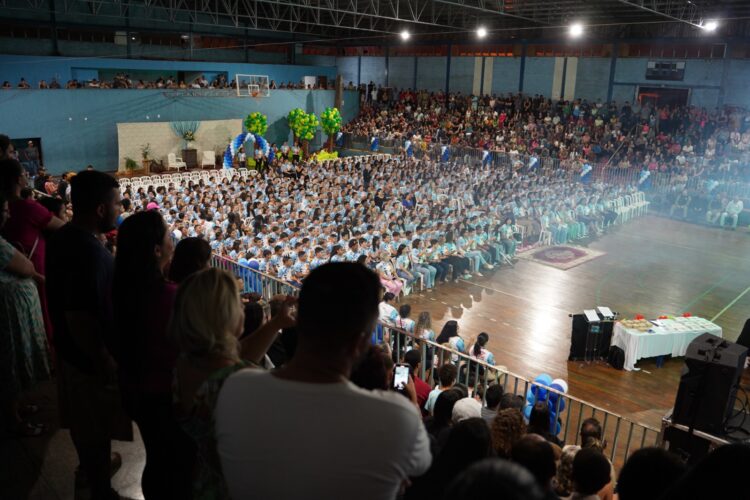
[672,333,748,435]
[568,313,613,361]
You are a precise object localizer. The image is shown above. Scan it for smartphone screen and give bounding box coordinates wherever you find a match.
[393,364,409,391]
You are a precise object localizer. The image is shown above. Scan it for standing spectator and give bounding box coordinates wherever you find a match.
[46,170,127,500]
[443,459,544,500]
[425,363,458,414]
[396,303,415,333]
[113,210,194,499]
[0,134,14,159]
[378,291,398,324]
[171,268,296,499]
[168,236,211,284]
[569,448,612,500]
[404,349,431,411]
[0,193,50,436]
[669,189,691,219]
[511,435,558,498]
[490,408,527,458]
[22,140,40,177]
[482,384,504,424]
[616,447,686,500]
[0,159,64,343]
[216,263,431,500]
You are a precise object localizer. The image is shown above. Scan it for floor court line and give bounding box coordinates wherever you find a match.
[710,285,750,323]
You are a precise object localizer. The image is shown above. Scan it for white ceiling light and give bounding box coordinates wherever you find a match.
[477,27,487,39]
[569,23,584,37]
[400,29,410,41]
[703,20,718,32]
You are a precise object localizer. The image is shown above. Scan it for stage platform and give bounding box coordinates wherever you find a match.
[402,215,750,429]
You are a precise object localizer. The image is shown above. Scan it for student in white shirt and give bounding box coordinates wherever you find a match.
[378,291,399,324]
[216,263,431,500]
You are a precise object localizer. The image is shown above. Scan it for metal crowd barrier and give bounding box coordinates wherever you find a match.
[209,253,661,467]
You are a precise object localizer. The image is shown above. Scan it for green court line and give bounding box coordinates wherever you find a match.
[711,285,750,322]
[679,272,732,313]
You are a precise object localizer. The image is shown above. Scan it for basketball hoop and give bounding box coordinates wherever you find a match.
[235,75,271,99]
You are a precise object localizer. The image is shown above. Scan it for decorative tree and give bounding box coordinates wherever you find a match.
[320,107,342,152]
[244,111,268,136]
[287,108,307,140]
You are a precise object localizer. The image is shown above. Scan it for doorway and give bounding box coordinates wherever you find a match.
[637,87,690,108]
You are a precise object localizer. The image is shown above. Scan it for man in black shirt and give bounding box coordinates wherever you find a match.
[46,170,125,500]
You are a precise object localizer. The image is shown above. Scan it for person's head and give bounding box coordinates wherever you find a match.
[554,445,581,496]
[490,408,527,458]
[70,170,121,232]
[0,135,12,159]
[485,384,504,410]
[436,320,459,343]
[438,362,458,387]
[499,393,525,411]
[511,435,557,491]
[528,401,552,435]
[452,397,482,423]
[350,345,393,391]
[433,388,463,426]
[170,268,244,362]
[297,263,381,371]
[435,417,493,471]
[473,332,489,356]
[444,458,544,500]
[0,159,26,200]
[169,237,212,283]
[38,196,66,221]
[403,348,421,376]
[570,447,611,495]
[661,443,750,500]
[382,291,395,304]
[580,417,604,449]
[617,447,686,500]
[115,210,173,287]
[398,304,411,319]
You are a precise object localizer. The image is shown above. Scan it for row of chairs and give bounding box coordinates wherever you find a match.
[119,168,261,192]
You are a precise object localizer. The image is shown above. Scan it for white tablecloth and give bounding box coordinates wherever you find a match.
[611,317,723,371]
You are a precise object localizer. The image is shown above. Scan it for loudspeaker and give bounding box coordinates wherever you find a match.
[672,333,748,435]
[568,313,614,361]
[736,319,750,350]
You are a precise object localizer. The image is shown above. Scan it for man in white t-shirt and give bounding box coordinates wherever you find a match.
[216,263,431,500]
[424,363,458,415]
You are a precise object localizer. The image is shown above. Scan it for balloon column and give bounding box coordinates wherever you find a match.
[524,374,569,435]
[223,132,271,168]
[320,107,342,152]
[287,108,307,140]
[244,112,268,136]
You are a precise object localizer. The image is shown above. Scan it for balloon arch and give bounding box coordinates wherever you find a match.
[223,132,271,169]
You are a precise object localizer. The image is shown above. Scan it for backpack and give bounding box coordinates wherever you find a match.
[608,346,625,370]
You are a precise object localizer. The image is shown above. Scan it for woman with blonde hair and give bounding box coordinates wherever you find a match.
[414,311,435,342]
[171,267,296,500]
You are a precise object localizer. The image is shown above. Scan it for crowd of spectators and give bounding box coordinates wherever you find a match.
[344,84,750,185]
[2,73,334,90]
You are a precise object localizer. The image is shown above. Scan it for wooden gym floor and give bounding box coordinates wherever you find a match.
[403,215,750,429]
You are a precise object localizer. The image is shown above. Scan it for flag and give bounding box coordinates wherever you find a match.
[405,139,413,158]
[482,149,491,166]
[441,145,450,162]
[529,155,539,169]
[370,136,379,151]
[335,131,344,147]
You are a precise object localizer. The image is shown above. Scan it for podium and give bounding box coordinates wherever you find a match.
[569,307,616,362]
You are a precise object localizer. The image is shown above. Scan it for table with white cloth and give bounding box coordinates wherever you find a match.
[611,317,723,371]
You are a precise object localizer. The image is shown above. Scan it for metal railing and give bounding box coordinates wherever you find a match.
[210,253,661,467]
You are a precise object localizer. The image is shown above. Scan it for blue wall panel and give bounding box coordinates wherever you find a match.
[449,57,475,95]
[0,54,336,89]
[611,84,636,104]
[0,89,359,174]
[491,58,521,95]
[416,56,447,92]
[522,57,555,97]
[389,57,415,90]
[690,88,721,109]
[336,56,359,86]
[360,57,386,86]
[724,60,750,108]
[574,58,610,102]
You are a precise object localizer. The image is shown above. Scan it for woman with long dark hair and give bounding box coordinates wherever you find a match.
[169,237,211,284]
[113,210,194,499]
[436,320,467,363]
[469,332,496,365]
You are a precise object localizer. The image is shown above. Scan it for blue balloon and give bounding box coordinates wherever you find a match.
[523,405,532,421]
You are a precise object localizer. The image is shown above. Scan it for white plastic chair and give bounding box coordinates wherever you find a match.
[201,151,215,169]
[167,153,187,172]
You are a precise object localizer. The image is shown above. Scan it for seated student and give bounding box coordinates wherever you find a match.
[216,263,431,500]
[569,448,612,500]
[378,291,399,324]
[706,195,725,225]
[510,435,558,498]
[468,332,496,365]
[395,304,416,333]
[669,189,691,219]
[425,363,458,415]
[720,196,744,230]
